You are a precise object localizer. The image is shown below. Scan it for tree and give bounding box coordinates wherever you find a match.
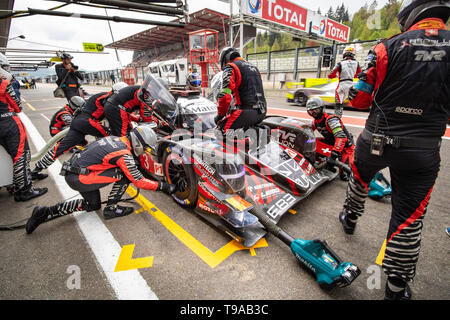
[326,6,334,19]
[271,38,281,51]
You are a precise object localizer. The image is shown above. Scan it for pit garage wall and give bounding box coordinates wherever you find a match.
[247,40,379,89]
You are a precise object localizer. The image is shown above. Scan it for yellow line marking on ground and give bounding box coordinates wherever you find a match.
[127,186,269,269]
[135,208,145,214]
[376,239,387,266]
[26,102,36,111]
[114,244,154,272]
[288,209,297,215]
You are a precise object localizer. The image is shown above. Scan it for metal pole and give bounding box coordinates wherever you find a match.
[293,47,299,80]
[104,8,122,68]
[316,45,323,78]
[44,0,184,15]
[230,0,233,47]
[26,8,185,27]
[239,0,243,56]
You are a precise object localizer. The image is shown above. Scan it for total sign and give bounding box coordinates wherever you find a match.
[325,19,350,43]
[244,0,308,31]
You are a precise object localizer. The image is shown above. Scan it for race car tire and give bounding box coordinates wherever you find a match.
[163,148,198,208]
[295,93,307,107]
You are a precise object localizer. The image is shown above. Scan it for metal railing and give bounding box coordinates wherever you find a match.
[246,39,380,81]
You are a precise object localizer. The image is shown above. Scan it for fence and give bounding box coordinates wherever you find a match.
[246,39,380,83]
[43,39,380,89]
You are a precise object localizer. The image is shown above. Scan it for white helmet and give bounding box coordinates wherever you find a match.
[0,53,12,81]
[112,81,128,93]
[129,124,158,156]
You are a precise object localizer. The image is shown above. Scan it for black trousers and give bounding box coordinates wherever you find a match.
[217,109,266,133]
[343,135,440,282]
[35,113,108,171]
[0,116,32,191]
[63,88,80,103]
[103,101,132,137]
[46,170,130,218]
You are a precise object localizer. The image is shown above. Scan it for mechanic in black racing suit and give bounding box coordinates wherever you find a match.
[49,98,80,137]
[26,125,176,234]
[0,54,47,201]
[338,0,450,300]
[31,82,128,178]
[215,47,267,133]
[306,97,354,181]
[103,83,155,137]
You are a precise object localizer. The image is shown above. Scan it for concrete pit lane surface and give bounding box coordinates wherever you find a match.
[0,83,449,300]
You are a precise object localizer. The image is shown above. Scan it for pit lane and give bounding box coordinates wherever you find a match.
[0,83,449,300]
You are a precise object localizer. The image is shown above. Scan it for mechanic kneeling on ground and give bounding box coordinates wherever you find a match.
[306,97,354,181]
[31,83,128,178]
[26,125,177,234]
[339,0,450,300]
[49,96,81,137]
[215,47,267,133]
[0,53,47,201]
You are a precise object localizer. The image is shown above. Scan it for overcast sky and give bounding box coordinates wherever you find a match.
[8,0,387,71]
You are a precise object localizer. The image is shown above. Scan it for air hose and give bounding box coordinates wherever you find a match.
[0,188,141,231]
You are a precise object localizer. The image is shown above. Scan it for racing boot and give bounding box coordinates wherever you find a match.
[158,181,177,195]
[103,205,134,220]
[14,186,48,202]
[26,206,50,234]
[339,210,357,235]
[384,278,412,300]
[31,168,48,181]
[27,198,86,233]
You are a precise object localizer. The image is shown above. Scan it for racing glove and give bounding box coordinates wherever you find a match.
[348,86,359,101]
[330,150,342,162]
[158,181,177,195]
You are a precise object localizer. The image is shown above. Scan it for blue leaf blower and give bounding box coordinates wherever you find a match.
[368,172,392,201]
[251,207,361,288]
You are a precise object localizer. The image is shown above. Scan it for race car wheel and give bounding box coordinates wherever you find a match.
[163,148,198,208]
[295,93,307,106]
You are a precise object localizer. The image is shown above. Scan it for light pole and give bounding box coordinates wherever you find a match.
[8,35,25,40]
[0,35,25,40]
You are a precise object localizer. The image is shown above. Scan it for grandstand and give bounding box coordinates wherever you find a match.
[106,8,255,72]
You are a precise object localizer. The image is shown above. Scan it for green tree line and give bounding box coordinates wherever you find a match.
[246,0,448,54]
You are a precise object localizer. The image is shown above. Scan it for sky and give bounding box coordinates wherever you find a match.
[8,0,388,72]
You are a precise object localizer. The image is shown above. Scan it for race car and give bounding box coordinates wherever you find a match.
[137,74,343,248]
[286,79,357,108]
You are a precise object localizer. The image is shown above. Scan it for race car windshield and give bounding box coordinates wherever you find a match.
[141,74,177,116]
[183,112,216,130]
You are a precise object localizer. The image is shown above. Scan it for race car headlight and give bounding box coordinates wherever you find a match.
[217,162,246,194]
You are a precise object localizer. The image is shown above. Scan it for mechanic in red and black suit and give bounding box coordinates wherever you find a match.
[26,125,176,234]
[103,84,154,137]
[338,0,450,300]
[0,53,47,201]
[306,97,354,181]
[215,47,267,133]
[31,83,129,178]
[49,99,78,137]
